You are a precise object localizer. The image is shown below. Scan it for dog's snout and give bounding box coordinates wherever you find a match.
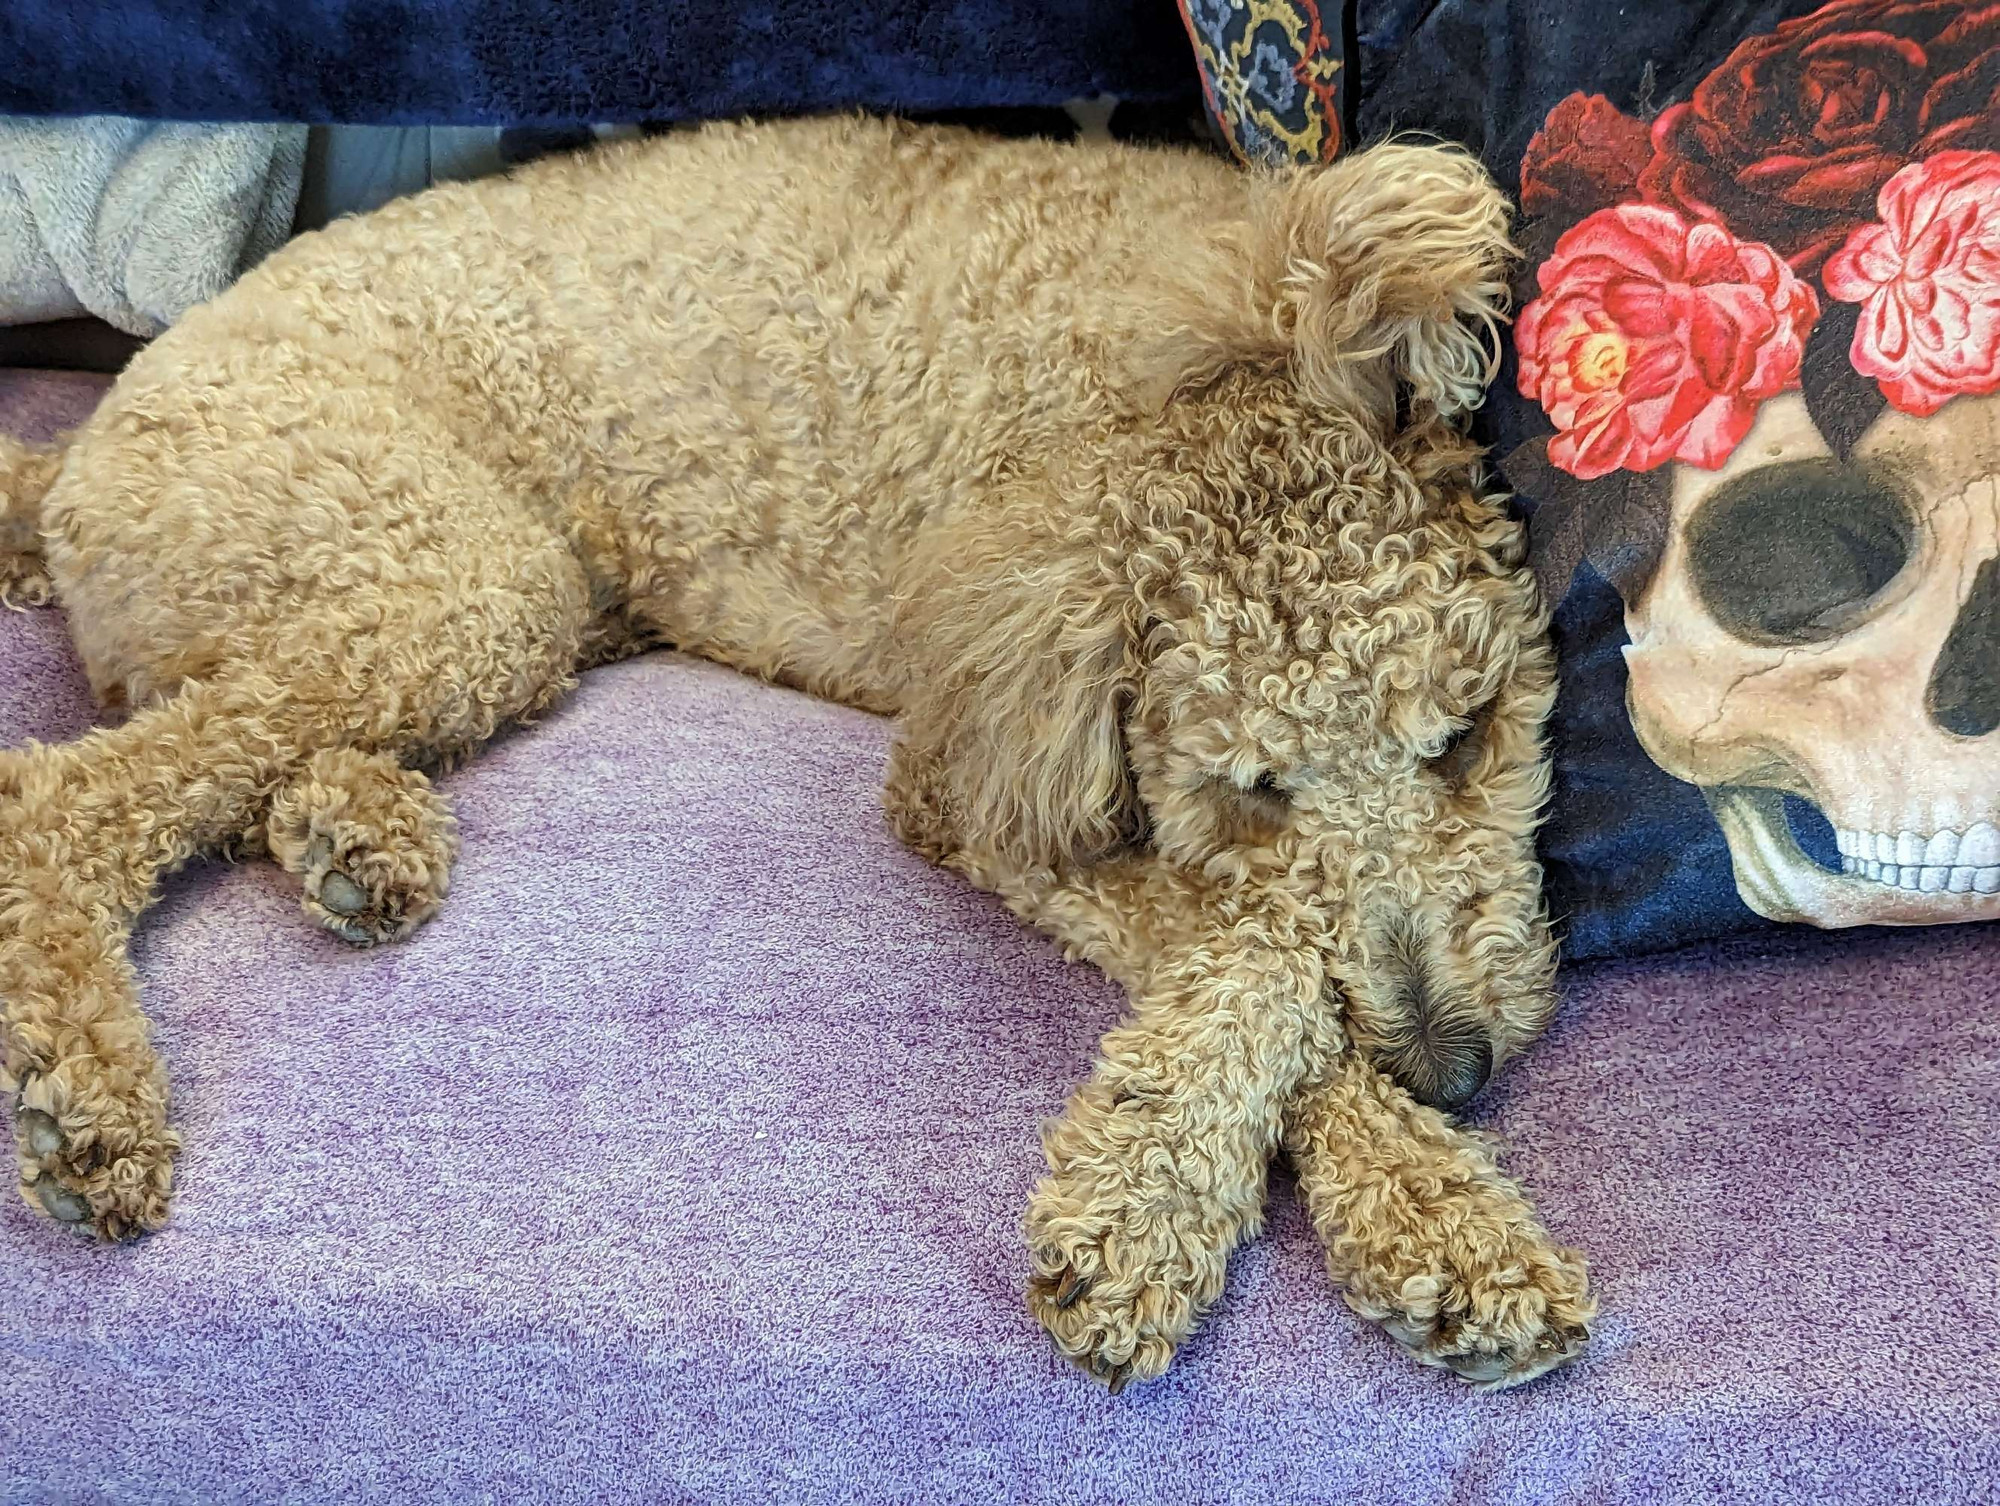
[1403,1032,1491,1113]
[1368,915,1496,1113]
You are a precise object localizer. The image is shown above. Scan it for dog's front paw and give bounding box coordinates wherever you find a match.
[11,1057,178,1241]
[1343,1214,1594,1389]
[1026,1188,1225,1394]
[1025,1083,1248,1393]
[1287,1054,1595,1388]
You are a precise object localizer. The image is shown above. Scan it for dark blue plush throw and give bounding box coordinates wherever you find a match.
[1,0,1199,125]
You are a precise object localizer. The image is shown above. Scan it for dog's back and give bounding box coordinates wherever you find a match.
[46,118,1245,712]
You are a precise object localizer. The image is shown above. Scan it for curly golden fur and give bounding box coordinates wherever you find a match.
[0,116,1592,1389]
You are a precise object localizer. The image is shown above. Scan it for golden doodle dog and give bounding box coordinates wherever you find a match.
[0,115,1593,1389]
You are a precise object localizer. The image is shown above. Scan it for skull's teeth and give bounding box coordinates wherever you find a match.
[1835,820,2000,893]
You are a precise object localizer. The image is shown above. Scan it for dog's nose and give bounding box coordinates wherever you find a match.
[1401,1033,1492,1113]
[1365,914,1498,1112]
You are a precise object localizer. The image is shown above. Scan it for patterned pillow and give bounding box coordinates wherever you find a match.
[1178,0,1345,164]
[1366,0,2000,957]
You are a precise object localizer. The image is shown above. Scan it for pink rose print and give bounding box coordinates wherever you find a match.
[1823,149,2000,416]
[1517,204,1821,479]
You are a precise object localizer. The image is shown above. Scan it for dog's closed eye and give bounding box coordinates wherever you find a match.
[1242,771,1294,821]
[1204,770,1291,848]
[1424,703,1491,786]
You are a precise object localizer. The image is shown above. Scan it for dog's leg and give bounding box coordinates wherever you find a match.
[3,917,173,1240]
[0,432,66,609]
[1285,1042,1594,1388]
[1,674,299,1238]
[6,447,591,1237]
[260,749,459,947]
[1023,889,1323,1391]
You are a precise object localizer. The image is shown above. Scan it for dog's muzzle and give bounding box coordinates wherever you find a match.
[1365,916,1494,1112]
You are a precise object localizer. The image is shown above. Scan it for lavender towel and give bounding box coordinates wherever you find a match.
[2,371,1996,1504]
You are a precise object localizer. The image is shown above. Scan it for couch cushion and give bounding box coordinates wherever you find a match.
[4,368,1998,1503]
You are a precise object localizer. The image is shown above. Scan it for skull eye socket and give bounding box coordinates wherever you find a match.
[1928,555,2000,739]
[1687,459,1914,646]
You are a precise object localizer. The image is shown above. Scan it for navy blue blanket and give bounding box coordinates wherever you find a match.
[3,1,1198,126]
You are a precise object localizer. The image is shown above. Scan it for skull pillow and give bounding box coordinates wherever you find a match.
[1624,391,2000,926]
[1481,0,2000,951]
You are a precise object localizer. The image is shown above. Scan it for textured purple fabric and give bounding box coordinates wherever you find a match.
[4,369,1998,1503]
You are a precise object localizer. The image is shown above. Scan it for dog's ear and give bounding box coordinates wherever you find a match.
[886,499,1140,873]
[1139,142,1513,423]
[1266,141,1514,420]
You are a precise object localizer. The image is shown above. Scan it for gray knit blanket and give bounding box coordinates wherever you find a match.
[0,115,305,335]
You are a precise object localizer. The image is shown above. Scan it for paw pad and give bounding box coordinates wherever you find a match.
[317,871,369,916]
[34,1180,89,1224]
[265,754,457,948]
[17,1106,61,1157]
[13,1069,178,1240]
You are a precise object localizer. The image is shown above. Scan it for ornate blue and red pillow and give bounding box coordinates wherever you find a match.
[1178,0,1345,164]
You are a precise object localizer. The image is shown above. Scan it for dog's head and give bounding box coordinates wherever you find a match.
[895,142,1555,1110]
[1112,403,1558,1113]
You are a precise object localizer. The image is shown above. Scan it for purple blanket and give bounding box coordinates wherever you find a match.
[4,371,1997,1503]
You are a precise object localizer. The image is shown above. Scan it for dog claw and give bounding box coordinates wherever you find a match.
[17,1107,62,1157]
[1053,1271,1091,1309]
[319,872,368,915]
[34,1180,90,1224]
[1088,1357,1133,1395]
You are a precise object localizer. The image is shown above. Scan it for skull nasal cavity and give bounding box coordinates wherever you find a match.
[1687,459,1912,646]
[1928,556,2000,738]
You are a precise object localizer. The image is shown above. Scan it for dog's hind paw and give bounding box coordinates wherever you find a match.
[0,551,54,610]
[264,749,458,947]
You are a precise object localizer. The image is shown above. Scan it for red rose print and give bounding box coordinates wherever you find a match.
[1517,205,1820,479]
[1520,92,1653,219]
[1824,150,2000,416]
[1638,0,2000,273]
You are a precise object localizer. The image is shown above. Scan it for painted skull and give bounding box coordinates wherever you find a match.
[1622,390,2000,926]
